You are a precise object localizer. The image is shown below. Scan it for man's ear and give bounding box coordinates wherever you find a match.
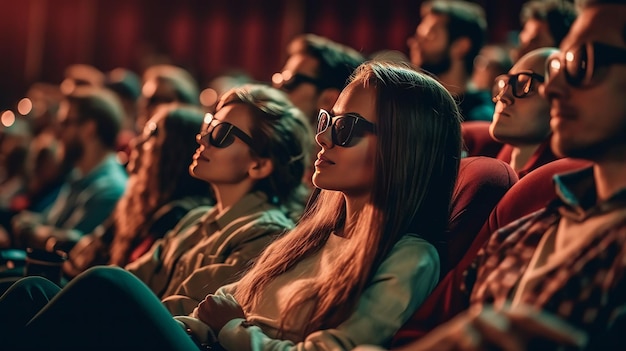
[248,157,274,180]
[450,36,471,59]
[318,88,341,112]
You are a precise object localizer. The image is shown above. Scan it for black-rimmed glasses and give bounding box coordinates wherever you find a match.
[492,72,545,102]
[196,113,255,149]
[546,41,626,88]
[317,109,376,147]
[272,70,325,92]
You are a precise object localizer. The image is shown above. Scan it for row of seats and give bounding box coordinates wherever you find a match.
[393,156,593,347]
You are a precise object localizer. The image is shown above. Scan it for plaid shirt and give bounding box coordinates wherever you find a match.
[467,166,626,347]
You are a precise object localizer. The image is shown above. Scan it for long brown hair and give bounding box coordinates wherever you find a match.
[109,104,210,266]
[234,62,462,338]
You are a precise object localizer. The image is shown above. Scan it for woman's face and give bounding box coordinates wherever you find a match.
[313,82,378,198]
[190,103,257,185]
[127,109,165,174]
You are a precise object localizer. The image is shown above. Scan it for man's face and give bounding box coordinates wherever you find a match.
[275,53,321,124]
[407,13,452,75]
[490,50,551,147]
[56,100,84,164]
[542,5,626,161]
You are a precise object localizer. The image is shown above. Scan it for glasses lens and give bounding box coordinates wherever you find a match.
[317,110,330,134]
[515,74,533,97]
[565,45,587,86]
[210,123,235,148]
[334,117,355,146]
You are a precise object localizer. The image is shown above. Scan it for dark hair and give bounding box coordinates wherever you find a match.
[218,84,313,219]
[110,104,211,266]
[288,34,366,91]
[65,86,124,149]
[106,68,142,102]
[522,0,578,47]
[142,65,201,106]
[426,0,487,74]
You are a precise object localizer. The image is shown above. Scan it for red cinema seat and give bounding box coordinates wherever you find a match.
[461,121,503,158]
[440,156,518,275]
[391,158,592,348]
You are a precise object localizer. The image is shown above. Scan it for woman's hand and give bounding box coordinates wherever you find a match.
[196,294,245,334]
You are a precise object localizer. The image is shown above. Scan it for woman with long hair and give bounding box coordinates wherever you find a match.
[62,104,214,277]
[0,62,461,351]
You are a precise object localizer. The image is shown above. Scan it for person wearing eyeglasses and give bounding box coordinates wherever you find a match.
[0,85,313,323]
[272,34,365,191]
[0,61,462,351]
[272,34,365,125]
[123,84,312,312]
[489,47,560,178]
[355,1,626,350]
[128,64,202,174]
[10,87,128,252]
[61,104,214,279]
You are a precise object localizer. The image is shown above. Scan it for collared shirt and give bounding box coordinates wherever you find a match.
[469,166,626,341]
[45,154,127,234]
[127,191,294,309]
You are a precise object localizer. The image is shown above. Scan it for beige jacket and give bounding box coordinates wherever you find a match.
[126,191,294,314]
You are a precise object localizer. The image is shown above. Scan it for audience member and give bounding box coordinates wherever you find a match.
[272,33,365,188]
[407,0,493,121]
[104,67,143,166]
[272,33,365,125]
[0,118,32,247]
[356,1,626,350]
[11,86,128,252]
[20,82,68,214]
[0,61,462,351]
[470,44,513,92]
[490,47,560,178]
[60,64,105,95]
[129,64,201,174]
[513,0,578,61]
[137,64,200,135]
[125,83,312,310]
[0,118,32,213]
[0,83,68,246]
[62,104,214,278]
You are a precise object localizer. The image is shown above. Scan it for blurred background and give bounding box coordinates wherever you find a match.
[0,0,525,111]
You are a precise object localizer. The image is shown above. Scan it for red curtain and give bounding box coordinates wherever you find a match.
[0,0,524,109]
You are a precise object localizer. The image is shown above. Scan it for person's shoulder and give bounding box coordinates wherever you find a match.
[388,234,439,264]
[245,205,295,231]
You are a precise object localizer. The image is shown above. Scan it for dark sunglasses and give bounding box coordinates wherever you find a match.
[272,70,325,92]
[317,109,376,147]
[492,72,544,102]
[546,41,626,88]
[196,113,255,149]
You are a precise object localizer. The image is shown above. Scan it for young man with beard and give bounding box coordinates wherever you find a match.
[407,0,493,122]
[11,86,128,252]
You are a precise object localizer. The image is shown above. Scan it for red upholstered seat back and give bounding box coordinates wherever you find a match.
[391,158,592,348]
[461,121,503,158]
[441,156,518,275]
